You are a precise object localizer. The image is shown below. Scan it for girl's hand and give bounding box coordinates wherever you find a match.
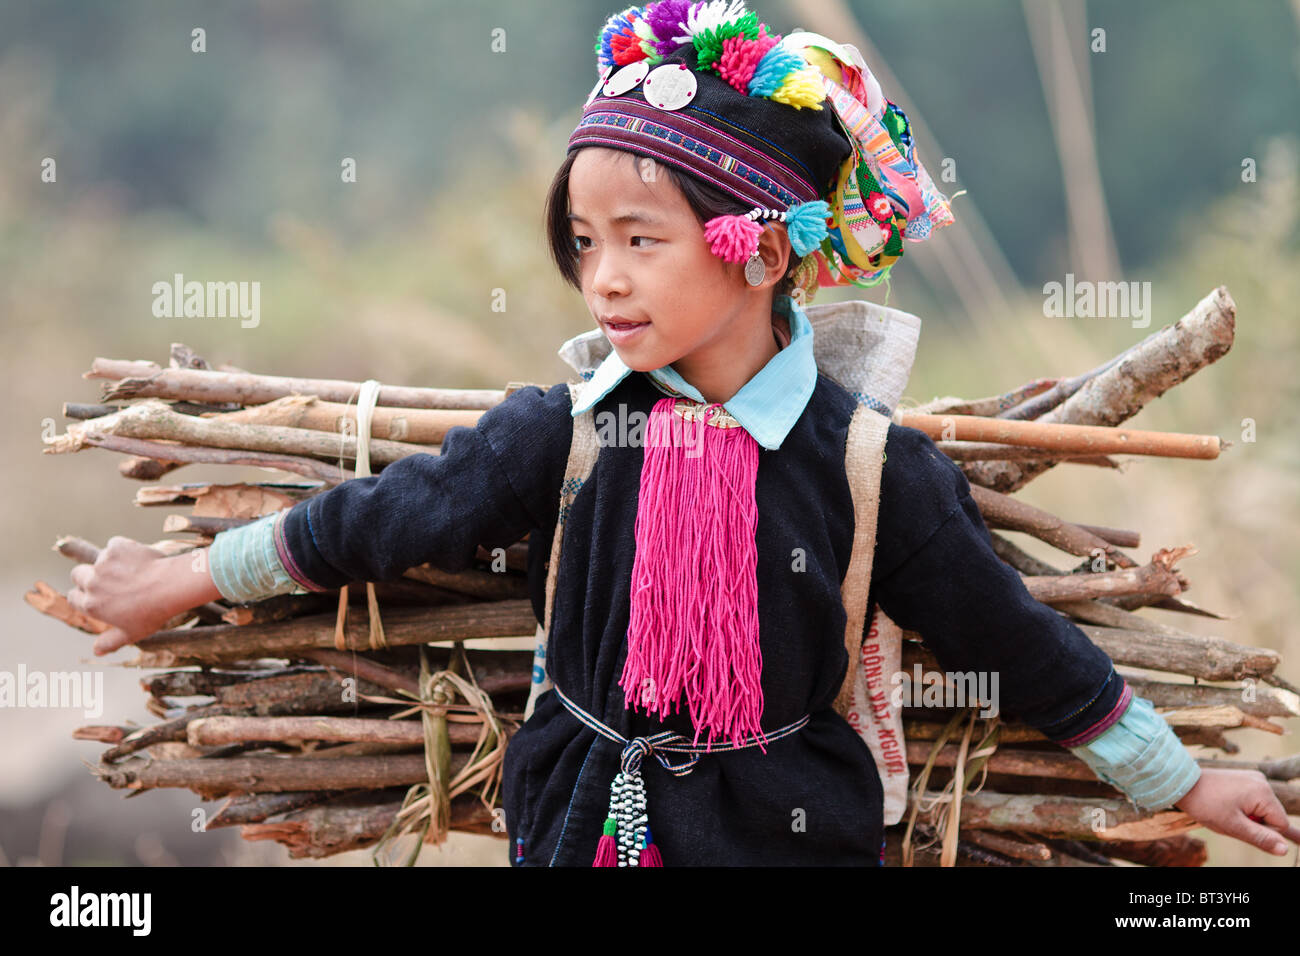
[1175,767,1300,856]
[68,537,219,655]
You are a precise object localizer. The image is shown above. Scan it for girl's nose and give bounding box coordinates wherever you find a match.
[590,251,631,298]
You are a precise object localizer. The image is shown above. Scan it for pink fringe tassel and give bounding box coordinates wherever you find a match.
[703,214,763,263]
[620,398,768,752]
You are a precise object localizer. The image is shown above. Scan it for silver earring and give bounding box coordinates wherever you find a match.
[744,252,766,286]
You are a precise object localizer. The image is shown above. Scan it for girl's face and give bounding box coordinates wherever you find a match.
[567,147,782,386]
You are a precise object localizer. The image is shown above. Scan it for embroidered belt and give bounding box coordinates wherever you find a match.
[552,681,811,866]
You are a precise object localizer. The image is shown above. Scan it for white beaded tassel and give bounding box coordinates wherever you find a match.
[607,770,649,866]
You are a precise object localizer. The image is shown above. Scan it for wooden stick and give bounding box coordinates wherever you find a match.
[52,536,102,564]
[298,649,420,697]
[209,394,480,444]
[1021,548,1191,603]
[1103,835,1208,867]
[48,399,430,468]
[73,433,355,483]
[900,412,1221,460]
[962,829,1053,861]
[130,600,539,668]
[92,753,461,797]
[1118,675,1300,720]
[86,359,504,410]
[970,484,1139,568]
[402,563,529,601]
[205,791,335,829]
[186,715,486,747]
[936,441,1119,464]
[900,623,1281,683]
[996,350,1130,421]
[905,378,1059,418]
[239,790,499,858]
[917,790,1201,841]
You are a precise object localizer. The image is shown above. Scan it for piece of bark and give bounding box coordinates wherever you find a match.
[24,581,110,634]
[73,726,131,744]
[133,481,320,511]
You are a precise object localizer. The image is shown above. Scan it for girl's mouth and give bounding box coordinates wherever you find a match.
[602,319,650,345]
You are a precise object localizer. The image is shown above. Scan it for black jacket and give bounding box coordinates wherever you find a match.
[274,370,1128,866]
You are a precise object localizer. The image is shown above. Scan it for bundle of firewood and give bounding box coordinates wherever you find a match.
[28,285,1300,866]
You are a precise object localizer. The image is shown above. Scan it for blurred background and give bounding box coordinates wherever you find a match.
[1,0,1297,867]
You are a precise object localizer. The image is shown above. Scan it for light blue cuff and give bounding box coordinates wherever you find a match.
[208,511,304,604]
[1068,694,1202,811]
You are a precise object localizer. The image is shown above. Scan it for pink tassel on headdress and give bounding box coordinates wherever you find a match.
[703,214,763,263]
[620,398,768,752]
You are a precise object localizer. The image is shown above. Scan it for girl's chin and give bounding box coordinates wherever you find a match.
[610,345,659,373]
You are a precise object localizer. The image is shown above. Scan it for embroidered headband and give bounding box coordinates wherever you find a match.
[567,0,957,298]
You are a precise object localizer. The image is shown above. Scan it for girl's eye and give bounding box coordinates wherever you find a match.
[572,235,657,253]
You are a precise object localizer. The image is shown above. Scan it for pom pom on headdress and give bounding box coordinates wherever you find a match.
[703,213,763,263]
[715,26,779,93]
[596,7,652,68]
[702,199,831,265]
[595,0,824,111]
[785,199,831,256]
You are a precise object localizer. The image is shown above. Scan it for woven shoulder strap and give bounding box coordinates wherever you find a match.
[831,403,892,718]
[523,380,601,720]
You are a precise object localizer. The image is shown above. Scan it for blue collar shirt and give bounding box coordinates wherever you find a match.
[568,294,817,452]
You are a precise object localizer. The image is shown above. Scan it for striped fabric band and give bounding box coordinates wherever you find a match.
[272,507,329,593]
[552,681,809,776]
[1056,679,1133,748]
[569,96,820,210]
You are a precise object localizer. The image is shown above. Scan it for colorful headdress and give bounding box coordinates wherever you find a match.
[569,0,956,299]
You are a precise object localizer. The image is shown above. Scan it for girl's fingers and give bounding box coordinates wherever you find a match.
[1231,794,1291,854]
[69,562,91,597]
[92,626,134,656]
[1248,810,1300,847]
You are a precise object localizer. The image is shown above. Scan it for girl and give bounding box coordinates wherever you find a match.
[70,1,1297,866]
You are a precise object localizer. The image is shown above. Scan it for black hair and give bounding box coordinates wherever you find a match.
[544,148,801,301]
